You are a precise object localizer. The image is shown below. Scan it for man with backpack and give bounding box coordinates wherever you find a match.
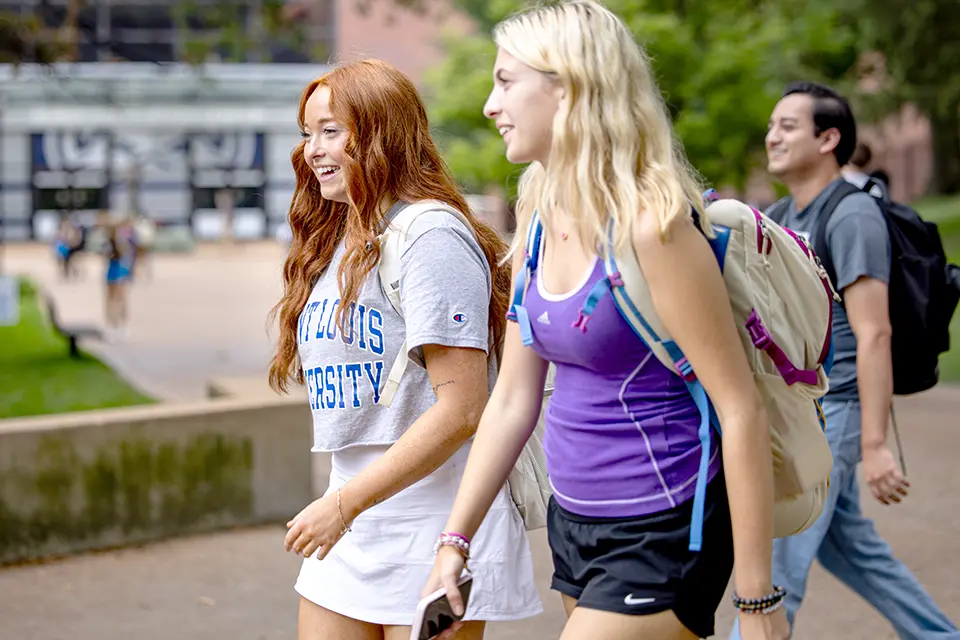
[730,82,959,638]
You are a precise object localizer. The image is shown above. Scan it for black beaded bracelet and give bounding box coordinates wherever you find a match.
[732,585,786,615]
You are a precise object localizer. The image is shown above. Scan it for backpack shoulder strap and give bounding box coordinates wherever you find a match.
[376,199,473,406]
[599,205,725,553]
[378,199,473,316]
[766,196,792,225]
[506,209,544,347]
[600,221,679,372]
[812,181,862,295]
[601,202,733,381]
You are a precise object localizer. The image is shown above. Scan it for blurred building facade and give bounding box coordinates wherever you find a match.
[0,0,472,241]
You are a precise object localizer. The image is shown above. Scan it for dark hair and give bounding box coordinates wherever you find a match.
[783,81,857,167]
[849,142,872,168]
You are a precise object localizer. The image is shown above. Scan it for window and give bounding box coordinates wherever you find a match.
[3,0,333,64]
[34,187,107,211]
[192,186,264,211]
[110,4,174,30]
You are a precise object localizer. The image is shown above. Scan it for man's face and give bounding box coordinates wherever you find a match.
[766,93,836,178]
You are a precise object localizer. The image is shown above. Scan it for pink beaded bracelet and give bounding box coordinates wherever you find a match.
[433,532,471,559]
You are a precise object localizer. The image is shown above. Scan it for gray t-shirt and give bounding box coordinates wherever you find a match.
[767,178,890,400]
[297,202,496,451]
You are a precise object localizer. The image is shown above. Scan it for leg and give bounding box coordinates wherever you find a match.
[297,596,382,640]
[105,285,117,328]
[560,606,697,640]
[66,250,80,279]
[116,282,128,326]
[561,594,578,618]
[384,621,485,640]
[817,470,959,639]
[140,250,152,282]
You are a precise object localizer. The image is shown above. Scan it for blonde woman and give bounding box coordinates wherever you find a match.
[424,2,789,639]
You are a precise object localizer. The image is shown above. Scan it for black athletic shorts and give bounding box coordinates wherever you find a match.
[547,472,734,639]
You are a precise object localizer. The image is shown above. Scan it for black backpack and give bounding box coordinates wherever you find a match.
[770,180,960,396]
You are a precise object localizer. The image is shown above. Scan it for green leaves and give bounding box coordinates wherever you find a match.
[173,0,309,64]
[424,0,862,195]
[851,0,960,192]
[0,12,69,65]
[422,28,521,194]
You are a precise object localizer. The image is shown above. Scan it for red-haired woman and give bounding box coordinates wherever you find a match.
[269,59,542,639]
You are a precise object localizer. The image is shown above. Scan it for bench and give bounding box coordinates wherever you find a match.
[43,295,103,358]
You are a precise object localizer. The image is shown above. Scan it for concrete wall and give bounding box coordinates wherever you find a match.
[0,396,313,565]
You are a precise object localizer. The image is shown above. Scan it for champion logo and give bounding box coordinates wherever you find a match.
[536,311,550,325]
[452,313,467,323]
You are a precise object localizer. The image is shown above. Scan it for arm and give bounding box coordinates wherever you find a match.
[631,214,774,599]
[284,221,502,559]
[844,277,893,450]
[424,249,549,615]
[844,277,906,503]
[437,249,550,539]
[342,218,506,522]
[827,198,905,504]
[340,343,490,520]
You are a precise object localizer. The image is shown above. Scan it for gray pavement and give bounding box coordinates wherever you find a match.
[4,242,286,401]
[2,242,959,639]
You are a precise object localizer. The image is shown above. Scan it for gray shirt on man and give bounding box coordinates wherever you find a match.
[767,178,890,400]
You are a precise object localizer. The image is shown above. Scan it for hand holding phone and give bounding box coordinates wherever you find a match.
[409,574,473,640]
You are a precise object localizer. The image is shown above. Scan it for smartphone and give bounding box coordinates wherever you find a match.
[409,574,474,640]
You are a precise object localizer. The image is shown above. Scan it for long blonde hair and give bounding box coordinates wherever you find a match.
[493,0,707,255]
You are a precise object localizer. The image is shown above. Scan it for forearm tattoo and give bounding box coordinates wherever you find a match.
[432,380,456,394]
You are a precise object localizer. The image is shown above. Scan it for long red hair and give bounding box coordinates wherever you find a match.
[269,59,511,393]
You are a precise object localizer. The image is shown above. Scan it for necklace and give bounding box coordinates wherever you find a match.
[560,231,568,241]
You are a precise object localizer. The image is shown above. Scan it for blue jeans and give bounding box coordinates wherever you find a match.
[730,399,958,639]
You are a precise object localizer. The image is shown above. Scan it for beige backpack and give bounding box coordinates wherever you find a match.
[508,192,837,549]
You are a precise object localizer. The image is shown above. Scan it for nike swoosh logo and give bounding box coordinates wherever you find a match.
[623,594,657,605]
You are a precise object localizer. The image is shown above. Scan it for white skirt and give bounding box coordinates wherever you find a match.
[294,443,543,626]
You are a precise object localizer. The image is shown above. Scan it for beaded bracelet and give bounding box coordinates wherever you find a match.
[732,585,787,615]
[433,532,471,560]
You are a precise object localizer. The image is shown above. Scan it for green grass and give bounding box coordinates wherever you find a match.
[915,195,960,382]
[913,195,960,223]
[0,280,155,419]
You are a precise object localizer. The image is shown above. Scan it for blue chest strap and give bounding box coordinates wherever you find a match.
[507,211,544,347]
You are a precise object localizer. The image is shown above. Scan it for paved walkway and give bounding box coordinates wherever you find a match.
[4,242,286,401]
[2,242,959,639]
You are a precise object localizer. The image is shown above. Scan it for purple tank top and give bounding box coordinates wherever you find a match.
[524,255,720,518]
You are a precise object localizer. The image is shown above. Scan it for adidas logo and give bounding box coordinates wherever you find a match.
[537,311,551,325]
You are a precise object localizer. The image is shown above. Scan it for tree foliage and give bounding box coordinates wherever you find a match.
[173,0,313,64]
[849,0,960,194]
[0,11,68,64]
[0,0,311,65]
[421,31,519,195]
[424,0,861,196]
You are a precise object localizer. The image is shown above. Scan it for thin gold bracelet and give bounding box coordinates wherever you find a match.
[337,488,352,536]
